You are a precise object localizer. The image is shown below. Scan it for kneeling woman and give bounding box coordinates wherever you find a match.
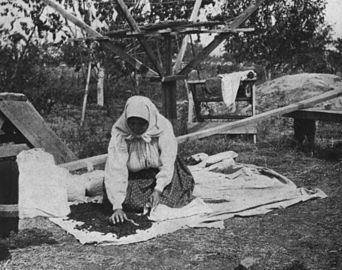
[105,96,194,224]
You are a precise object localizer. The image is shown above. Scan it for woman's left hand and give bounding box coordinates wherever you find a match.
[149,189,161,209]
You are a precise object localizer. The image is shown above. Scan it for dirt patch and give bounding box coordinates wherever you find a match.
[256,73,342,112]
[0,228,58,250]
[68,203,153,239]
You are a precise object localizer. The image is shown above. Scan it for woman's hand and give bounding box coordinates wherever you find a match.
[149,189,162,210]
[109,208,127,224]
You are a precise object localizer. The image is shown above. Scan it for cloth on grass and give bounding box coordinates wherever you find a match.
[17,149,105,218]
[218,70,256,108]
[50,151,327,245]
[120,157,195,213]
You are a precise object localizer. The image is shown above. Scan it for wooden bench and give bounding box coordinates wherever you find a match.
[284,108,342,148]
[187,76,257,142]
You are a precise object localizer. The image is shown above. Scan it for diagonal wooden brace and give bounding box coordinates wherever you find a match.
[178,0,265,76]
[42,0,158,77]
[113,0,164,76]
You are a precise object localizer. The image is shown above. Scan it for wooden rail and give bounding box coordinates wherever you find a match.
[284,108,342,123]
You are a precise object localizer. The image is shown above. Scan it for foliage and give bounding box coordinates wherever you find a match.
[327,38,342,73]
[219,0,333,78]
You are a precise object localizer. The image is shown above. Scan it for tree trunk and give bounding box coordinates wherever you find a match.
[97,64,105,106]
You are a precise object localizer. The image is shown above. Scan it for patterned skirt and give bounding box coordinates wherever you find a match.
[121,156,195,213]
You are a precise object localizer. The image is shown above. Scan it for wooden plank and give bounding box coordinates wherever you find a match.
[0,100,77,164]
[178,0,264,76]
[187,122,257,134]
[42,0,158,77]
[0,93,27,102]
[114,0,164,76]
[0,144,30,159]
[161,75,187,82]
[201,115,252,120]
[173,0,203,73]
[103,27,254,38]
[284,108,342,123]
[177,88,342,143]
[0,204,18,218]
[60,154,107,172]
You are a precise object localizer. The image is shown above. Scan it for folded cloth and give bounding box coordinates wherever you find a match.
[218,70,256,108]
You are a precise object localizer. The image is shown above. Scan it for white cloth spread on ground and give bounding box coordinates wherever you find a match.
[49,150,327,245]
[218,70,256,108]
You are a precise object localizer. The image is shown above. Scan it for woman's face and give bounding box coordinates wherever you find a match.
[127,117,149,135]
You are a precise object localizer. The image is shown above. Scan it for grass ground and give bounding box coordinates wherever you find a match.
[1,104,341,270]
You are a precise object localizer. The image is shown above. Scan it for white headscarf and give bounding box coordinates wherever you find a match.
[114,96,163,143]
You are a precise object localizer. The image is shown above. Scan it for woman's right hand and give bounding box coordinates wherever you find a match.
[109,208,127,224]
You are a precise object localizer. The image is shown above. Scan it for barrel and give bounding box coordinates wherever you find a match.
[0,157,19,238]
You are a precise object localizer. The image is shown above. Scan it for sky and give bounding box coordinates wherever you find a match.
[326,0,342,38]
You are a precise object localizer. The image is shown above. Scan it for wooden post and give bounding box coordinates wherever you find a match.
[173,0,203,73]
[81,62,92,126]
[251,83,256,143]
[161,81,177,124]
[161,35,177,126]
[97,64,105,106]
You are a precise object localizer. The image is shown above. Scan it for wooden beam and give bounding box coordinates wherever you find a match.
[178,0,264,76]
[0,204,18,218]
[173,0,203,73]
[0,100,77,164]
[60,154,107,172]
[161,75,187,82]
[161,35,178,124]
[176,88,342,143]
[0,93,27,102]
[42,0,158,76]
[284,108,342,123]
[114,0,164,76]
[0,144,30,159]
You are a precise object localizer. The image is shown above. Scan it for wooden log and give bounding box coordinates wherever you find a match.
[176,88,342,143]
[42,0,158,77]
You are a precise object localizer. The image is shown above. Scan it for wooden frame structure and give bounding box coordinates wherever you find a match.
[0,93,77,164]
[186,75,257,142]
[42,0,265,126]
